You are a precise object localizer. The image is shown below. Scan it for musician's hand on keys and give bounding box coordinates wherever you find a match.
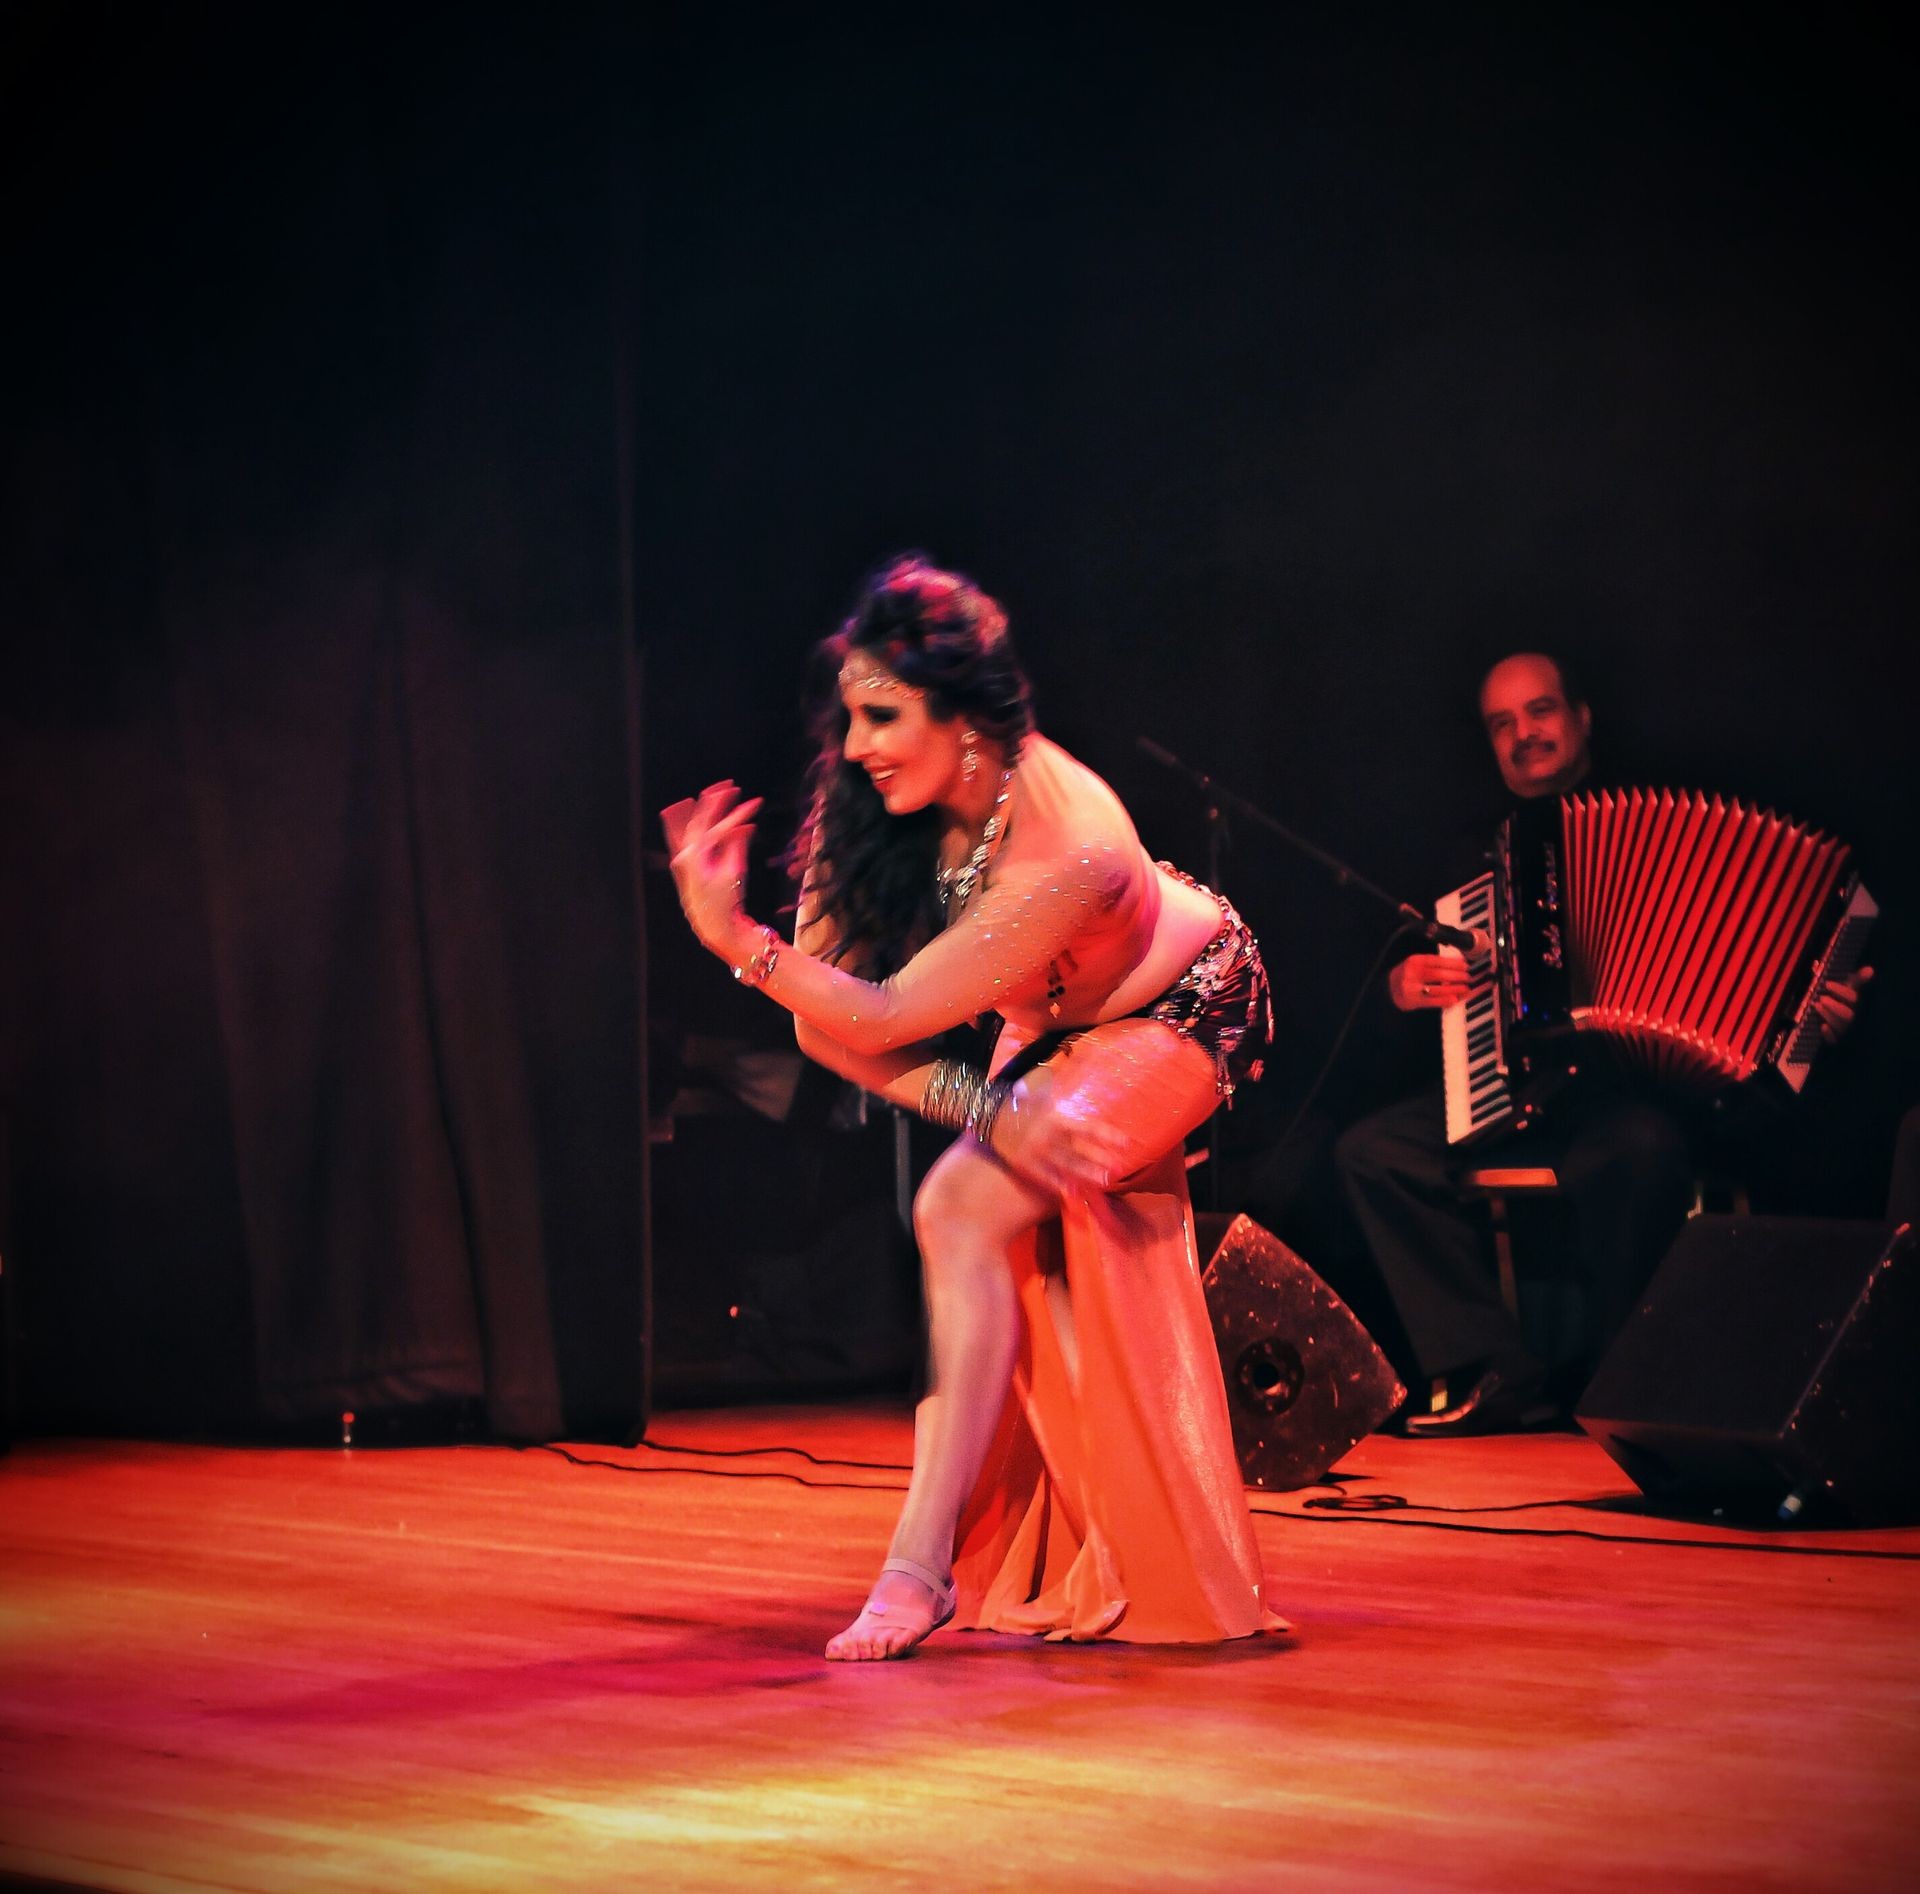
[1812,964,1873,1046]
[1389,951,1474,1012]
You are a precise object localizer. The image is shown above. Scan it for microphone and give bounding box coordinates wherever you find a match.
[1421,918,1491,957]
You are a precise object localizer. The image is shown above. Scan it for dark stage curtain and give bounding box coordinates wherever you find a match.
[6,8,1913,1431]
[1,19,648,1439]
[160,577,646,1441]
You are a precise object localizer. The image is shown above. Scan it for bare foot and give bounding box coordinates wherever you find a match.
[825,1559,956,1661]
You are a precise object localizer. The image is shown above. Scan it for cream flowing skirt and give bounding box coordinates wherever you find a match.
[951,1023,1286,1643]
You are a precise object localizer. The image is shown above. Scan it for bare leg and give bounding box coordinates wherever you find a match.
[825,1141,1052,1660]
[825,1020,1222,1660]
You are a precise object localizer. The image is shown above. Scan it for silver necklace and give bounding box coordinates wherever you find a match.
[938,766,1014,912]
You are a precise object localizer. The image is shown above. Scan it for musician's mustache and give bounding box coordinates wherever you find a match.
[1513,739,1556,762]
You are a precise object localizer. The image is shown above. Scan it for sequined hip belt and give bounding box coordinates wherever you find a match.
[1124,863,1271,1097]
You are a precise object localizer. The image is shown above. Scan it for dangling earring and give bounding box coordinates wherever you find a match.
[962,727,980,783]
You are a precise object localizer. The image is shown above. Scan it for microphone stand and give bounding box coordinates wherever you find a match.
[1138,736,1481,1213]
[1137,736,1472,950]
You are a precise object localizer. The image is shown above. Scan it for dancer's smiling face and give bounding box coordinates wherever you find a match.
[838,652,971,816]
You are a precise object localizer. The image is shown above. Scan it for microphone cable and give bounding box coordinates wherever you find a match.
[1265,919,1416,1162]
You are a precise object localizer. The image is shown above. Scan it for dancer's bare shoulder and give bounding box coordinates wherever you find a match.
[1007,735,1144,886]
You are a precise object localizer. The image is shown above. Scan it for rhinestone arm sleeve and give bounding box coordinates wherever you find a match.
[769,840,1131,1057]
[786,876,948,1108]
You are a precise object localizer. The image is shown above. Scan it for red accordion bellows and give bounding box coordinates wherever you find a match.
[1563,789,1849,1087]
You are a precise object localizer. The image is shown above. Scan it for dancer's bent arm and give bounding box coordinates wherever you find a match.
[664,780,1128,1056]
[661,791,1131,1196]
[783,873,1133,1198]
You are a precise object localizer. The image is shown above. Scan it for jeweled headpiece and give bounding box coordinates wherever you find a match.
[838,648,924,699]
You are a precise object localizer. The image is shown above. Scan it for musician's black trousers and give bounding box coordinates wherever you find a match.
[1335,1084,1695,1390]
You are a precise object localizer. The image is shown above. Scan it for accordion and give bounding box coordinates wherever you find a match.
[1439,788,1877,1147]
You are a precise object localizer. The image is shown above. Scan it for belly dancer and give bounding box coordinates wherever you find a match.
[663,554,1285,1658]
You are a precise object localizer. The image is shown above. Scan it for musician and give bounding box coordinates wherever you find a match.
[1335,652,1870,1435]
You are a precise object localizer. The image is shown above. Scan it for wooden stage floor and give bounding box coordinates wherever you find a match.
[3,1406,1917,1892]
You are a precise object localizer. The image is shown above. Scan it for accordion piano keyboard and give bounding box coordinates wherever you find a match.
[1439,872,1512,1146]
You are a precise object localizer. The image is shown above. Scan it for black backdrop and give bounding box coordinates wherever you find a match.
[3,6,1913,1435]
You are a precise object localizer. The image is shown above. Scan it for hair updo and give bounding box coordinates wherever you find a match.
[786,553,1035,976]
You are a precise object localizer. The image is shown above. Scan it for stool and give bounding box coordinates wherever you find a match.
[1461,1166,1753,1313]
[1457,1163,1752,1404]
[1459,1166,1562,1321]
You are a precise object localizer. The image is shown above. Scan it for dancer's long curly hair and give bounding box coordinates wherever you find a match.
[786,554,1034,978]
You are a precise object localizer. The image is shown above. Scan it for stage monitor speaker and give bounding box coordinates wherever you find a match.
[1196,1212,1405,1490]
[1576,1216,1919,1524]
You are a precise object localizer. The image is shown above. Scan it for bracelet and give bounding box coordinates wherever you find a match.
[921,1059,984,1130]
[920,1057,1009,1146]
[731,924,781,989]
[971,1077,1010,1149]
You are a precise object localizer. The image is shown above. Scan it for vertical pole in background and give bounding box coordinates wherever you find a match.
[610,20,652,1443]
[894,1108,914,1235]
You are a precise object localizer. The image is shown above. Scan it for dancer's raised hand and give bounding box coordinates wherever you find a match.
[661,780,763,955]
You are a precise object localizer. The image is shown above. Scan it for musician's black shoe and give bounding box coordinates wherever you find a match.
[1402,1366,1561,1438]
